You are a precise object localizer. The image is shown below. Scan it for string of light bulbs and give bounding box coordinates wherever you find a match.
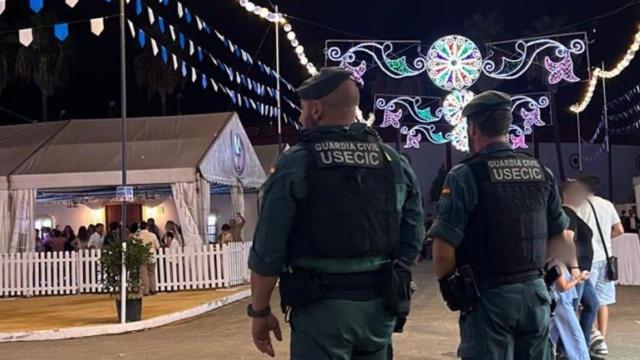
[235,0,318,75]
[570,26,640,113]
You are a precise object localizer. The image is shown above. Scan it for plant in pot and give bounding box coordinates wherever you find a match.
[100,235,152,322]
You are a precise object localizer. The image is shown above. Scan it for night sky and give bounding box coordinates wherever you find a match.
[0,0,639,146]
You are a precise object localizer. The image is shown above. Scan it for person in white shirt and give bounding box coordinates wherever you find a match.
[137,221,161,295]
[87,223,105,250]
[576,176,624,356]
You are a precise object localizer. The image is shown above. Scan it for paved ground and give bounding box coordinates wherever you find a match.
[1,264,639,359]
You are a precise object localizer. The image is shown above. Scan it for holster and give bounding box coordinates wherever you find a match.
[439,265,480,313]
[380,261,414,333]
[279,268,326,313]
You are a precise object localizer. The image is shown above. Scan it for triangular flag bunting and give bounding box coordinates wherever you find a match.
[189,40,194,55]
[30,0,43,13]
[148,7,155,25]
[195,16,203,30]
[157,16,165,33]
[151,38,159,55]
[181,61,187,77]
[191,67,197,83]
[138,29,146,48]
[210,79,218,92]
[184,8,192,23]
[179,33,185,49]
[161,46,168,64]
[172,54,178,70]
[54,23,69,42]
[177,2,184,18]
[90,18,105,36]
[65,0,79,8]
[169,25,176,41]
[127,20,136,37]
[0,0,5,15]
[19,28,33,47]
[201,74,207,89]
[135,0,142,15]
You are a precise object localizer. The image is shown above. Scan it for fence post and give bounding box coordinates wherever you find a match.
[222,243,230,288]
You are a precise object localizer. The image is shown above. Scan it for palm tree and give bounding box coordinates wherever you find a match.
[133,49,184,116]
[14,12,71,122]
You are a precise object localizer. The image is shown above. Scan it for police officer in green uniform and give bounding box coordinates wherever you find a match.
[429,91,573,359]
[247,67,424,359]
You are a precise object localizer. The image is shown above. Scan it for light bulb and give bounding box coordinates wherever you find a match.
[245,2,255,12]
[291,39,299,47]
[259,7,269,18]
[283,23,292,32]
[300,57,309,65]
[252,6,261,15]
[287,32,296,41]
[295,45,304,54]
[239,0,247,5]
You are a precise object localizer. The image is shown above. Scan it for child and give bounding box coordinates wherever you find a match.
[549,260,591,360]
[216,224,233,245]
[166,231,180,250]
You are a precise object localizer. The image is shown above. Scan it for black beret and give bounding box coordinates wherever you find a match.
[462,90,512,120]
[296,67,353,100]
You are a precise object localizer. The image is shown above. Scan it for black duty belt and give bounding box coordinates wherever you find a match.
[478,269,543,290]
[316,270,384,301]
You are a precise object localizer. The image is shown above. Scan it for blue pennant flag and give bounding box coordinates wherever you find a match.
[104,0,112,2]
[30,0,43,13]
[181,61,187,77]
[178,33,185,49]
[138,29,146,48]
[54,23,69,42]
[161,46,169,64]
[184,8,192,23]
[162,0,169,5]
[201,74,207,89]
[157,17,165,33]
[135,0,143,15]
[234,47,241,58]
[203,22,211,34]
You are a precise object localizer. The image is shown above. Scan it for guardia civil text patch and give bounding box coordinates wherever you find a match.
[486,158,545,183]
[312,141,384,168]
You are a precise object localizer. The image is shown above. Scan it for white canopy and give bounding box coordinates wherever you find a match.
[7,112,266,190]
[634,176,640,212]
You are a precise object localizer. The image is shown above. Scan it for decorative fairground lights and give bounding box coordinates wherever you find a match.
[328,33,587,151]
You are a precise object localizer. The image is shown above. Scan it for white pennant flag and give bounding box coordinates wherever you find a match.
[172,54,178,70]
[195,16,203,30]
[177,2,184,18]
[19,28,33,47]
[0,0,5,15]
[210,79,218,92]
[189,40,194,55]
[90,18,105,36]
[126,0,130,3]
[148,8,155,25]
[65,0,79,8]
[169,25,176,41]
[151,39,159,55]
[127,20,136,38]
[191,67,197,83]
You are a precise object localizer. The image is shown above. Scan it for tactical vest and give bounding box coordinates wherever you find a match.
[457,151,551,281]
[288,132,399,259]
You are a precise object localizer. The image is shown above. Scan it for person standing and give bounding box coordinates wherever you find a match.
[248,67,424,358]
[147,218,161,240]
[216,224,233,245]
[102,222,122,249]
[576,175,624,357]
[560,180,599,348]
[87,223,105,250]
[430,91,573,359]
[229,213,246,243]
[138,221,160,295]
[620,210,631,233]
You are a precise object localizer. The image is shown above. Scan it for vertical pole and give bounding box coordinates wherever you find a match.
[275,6,283,153]
[577,112,583,172]
[119,0,128,324]
[601,62,613,200]
[550,90,566,180]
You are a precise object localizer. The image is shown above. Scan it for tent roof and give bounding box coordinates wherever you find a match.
[0,122,67,190]
[5,113,266,189]
[254,144,282,174]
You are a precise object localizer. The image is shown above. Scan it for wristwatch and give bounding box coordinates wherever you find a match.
[247,304,272,318]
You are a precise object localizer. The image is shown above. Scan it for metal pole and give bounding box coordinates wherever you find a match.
[601,62,613,200]
[577,112,583,172]
[119,0,128,324]
[275,6,283,153]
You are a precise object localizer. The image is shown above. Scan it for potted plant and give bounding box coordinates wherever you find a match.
[100,235,152,322]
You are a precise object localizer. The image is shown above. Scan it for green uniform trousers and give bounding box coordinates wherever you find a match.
[290,298,395,360]
[457,278,553,360]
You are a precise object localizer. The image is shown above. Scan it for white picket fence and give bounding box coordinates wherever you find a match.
[0,242,251,297]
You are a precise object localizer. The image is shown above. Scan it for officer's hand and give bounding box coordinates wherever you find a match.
[252,314,282,357]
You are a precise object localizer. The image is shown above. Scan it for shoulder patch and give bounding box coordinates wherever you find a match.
[440,187,452,197]
[311,140,385,168]
[486,158,545,183]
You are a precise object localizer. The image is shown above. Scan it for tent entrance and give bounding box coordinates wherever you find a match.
[105,204,143,228]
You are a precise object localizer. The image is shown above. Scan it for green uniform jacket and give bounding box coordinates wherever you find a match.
[248,124,425,276]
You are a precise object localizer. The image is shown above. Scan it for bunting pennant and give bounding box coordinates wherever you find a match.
[189,39,194,55]
[195,16,203,30]
[127,19,136,37]
[148,7,155,25]
[169,25,175,41]
[90,17,105,36]
[184,8,192,23]
[19,28,33,46]
[65,0,79,8]
[135,0,142,15]
[157,16,165,33]
[54,23,69,42]
[138,29,146,48]
[178,32,185,49]
[177,2,184,18]
[0,0,5,15]
[172,54,178,70]
[161,46,168,64]
[201,74,207,89]
[191,67,197,83]
[181,61,187,77]
[30,0,43,13]
[151,38,159,55]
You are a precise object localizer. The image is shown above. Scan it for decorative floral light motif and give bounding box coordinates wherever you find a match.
[520,106,545,132]
[426,35,483,91]
[340,60,367,86]
[450,121,469,152]
[510,133,528,149]
[381,108,403,128]
[443,89,475,126]
[545,54,580,84]
[404,130,422,149]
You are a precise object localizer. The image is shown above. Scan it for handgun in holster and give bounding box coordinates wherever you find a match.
[438,265,480,313]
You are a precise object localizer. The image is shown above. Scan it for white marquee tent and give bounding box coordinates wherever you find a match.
[0,112,266,253]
